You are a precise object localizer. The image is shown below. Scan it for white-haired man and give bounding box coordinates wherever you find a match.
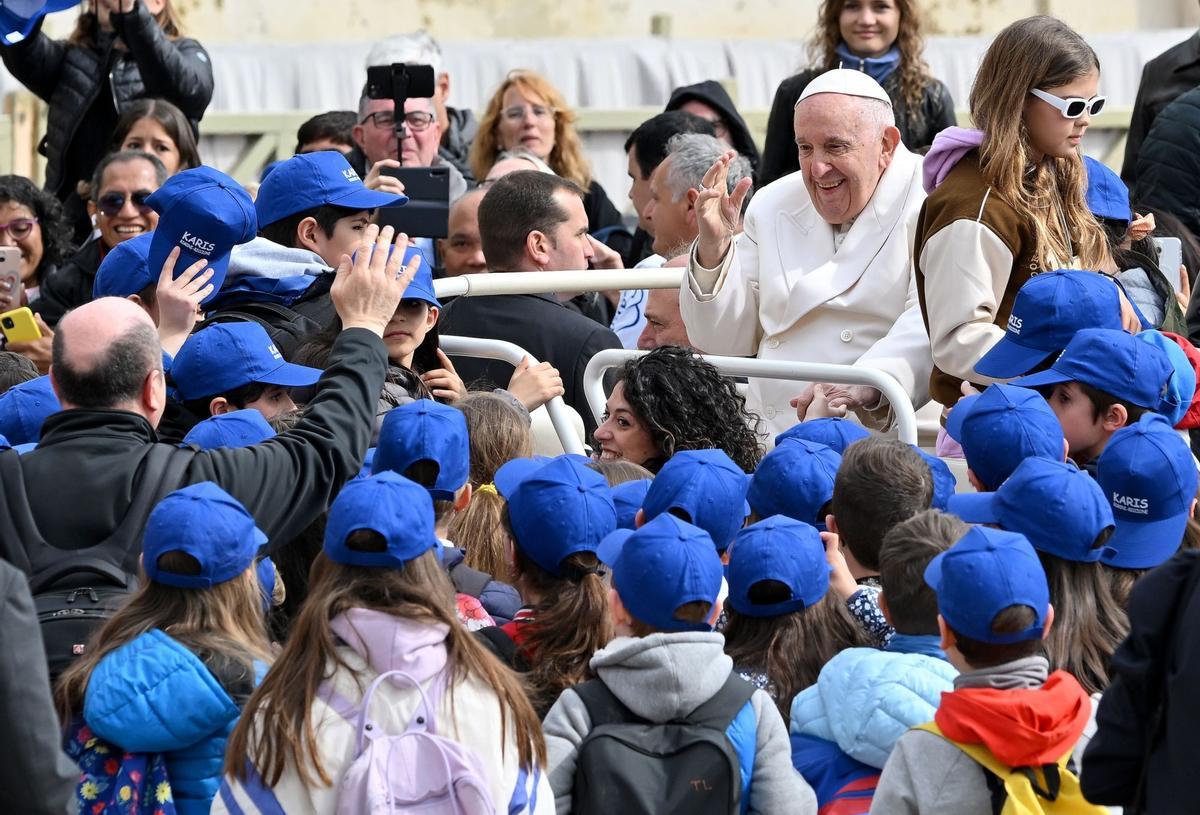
[681,69,932,436]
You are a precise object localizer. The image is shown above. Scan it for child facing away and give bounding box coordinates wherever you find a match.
[790,510,963,813]
[870,527,1101,815]
[55,482,273,815]
[545,513,817,815]
[217,472,552,814]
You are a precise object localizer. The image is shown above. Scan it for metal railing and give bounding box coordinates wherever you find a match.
[583,349,921,445]
[438,335,586,455]
[432,268,683,299]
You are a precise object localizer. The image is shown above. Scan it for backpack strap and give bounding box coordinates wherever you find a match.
[572,678,645,728]
[684,673,758,730]
[320,668,450,755]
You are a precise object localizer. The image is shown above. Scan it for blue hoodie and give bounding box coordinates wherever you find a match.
[83,629,259,815]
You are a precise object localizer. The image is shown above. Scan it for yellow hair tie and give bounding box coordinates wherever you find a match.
[475,482,498,496]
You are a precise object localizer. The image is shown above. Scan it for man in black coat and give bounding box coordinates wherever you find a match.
[1122,31,1200,185]
[1131,87,1200,245]
[438,171,622,438]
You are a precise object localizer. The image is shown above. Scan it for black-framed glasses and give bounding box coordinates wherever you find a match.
[97,190,154,217]
[361,111,437,132]
[0,218,38,239]
[1029,88,1106,119]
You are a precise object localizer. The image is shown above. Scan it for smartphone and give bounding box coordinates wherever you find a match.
[1157,237,1183,293]
[375,166,451,239]
[0,307,40,344]
[0,246,23,309]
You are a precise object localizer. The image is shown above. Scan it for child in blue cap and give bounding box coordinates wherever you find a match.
[0,374,59,445]
[722,516,867,717]
[873,527,1096,814]
[747,438,841,528]
[949,456,1126,695]
[544,513,817,815]
[790,510,963,813]
[945,383,1067,492]
[486,454,617,717]
[55,482,272,815]
[219,472,552,814]
[1097,413,1200,608]
[1013,327,1175,466]
[776,417,871,454]
[372,399,520,627]
[639,448,749,555]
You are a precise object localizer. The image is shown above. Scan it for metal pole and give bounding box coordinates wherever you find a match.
[433,269,685,299]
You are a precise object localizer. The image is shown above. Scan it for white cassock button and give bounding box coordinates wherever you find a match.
[767,338,780,350]
[840,329,853,343]
[764,406,777,419]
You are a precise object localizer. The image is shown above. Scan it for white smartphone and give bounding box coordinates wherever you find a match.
[0,246,22,309]
[1157,237,1183,294]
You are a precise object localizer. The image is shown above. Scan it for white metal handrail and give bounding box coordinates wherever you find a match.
[583,349,920,445]
[433,269,684,299]
[439,335,585,455]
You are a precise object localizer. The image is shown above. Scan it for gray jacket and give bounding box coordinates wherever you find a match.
[542,632,816,815]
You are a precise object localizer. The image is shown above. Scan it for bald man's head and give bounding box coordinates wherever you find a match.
[52,297,164,415]
[440,188,487,277]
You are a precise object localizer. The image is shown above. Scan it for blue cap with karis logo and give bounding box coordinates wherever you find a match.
[145,166,258,305]
[170,321,322,401]
[254,151,408,229]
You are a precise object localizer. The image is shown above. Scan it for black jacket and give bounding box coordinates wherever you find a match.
[438,291,621,437]
[1,0,214,197]
[759,68,956,187]
[1122,31,1200,185]
[581,179,623,236]
[1082,550,1200,814]
[1132,87,1200,245]
[34,235,102,326]
[0,327,384,563]
[665,80,761,175]
[0,559,76,814]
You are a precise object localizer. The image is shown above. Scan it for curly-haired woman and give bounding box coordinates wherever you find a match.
[759,0,955,185]
[0,175,75,310]
[593,345,762,473]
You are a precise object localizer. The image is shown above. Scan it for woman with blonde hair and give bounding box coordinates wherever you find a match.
[469,70,623,234]
[760,0,954,184]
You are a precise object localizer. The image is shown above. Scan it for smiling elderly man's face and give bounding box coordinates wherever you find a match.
[793,94,900,225]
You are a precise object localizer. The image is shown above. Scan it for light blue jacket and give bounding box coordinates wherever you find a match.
[789,644,956,769]
[83,629,255,815]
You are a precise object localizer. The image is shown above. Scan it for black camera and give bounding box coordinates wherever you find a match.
[2,317,14,329]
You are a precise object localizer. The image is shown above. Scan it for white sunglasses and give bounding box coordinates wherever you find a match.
[1029,88,1106,119]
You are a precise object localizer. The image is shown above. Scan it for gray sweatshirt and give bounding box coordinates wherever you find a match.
[542,631,816,815]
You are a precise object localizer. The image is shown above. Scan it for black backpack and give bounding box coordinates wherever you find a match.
[196,300,325,361]
[571,673,756,815]
[0,444,193,679]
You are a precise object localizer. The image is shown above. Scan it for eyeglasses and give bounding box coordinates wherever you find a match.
[501,104,558,123]
[96,190,154,217]
[0,218,38,239]
[362,111,437,132]
[1029,88,1106,119]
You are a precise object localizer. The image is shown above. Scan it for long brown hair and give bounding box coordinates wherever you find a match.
[969,16,1107,270]
[1106,509,1200,609]
[226,549,545,787]
[723,590,870,719]
[69,0,184,47]
[448,393,533,579]
[56,552,272,723]
[469,70,593,189]
[1038,553,1128,695]
[810,0,930,115]
[509,544,613,716]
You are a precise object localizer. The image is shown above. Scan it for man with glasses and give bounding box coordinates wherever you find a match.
[36,150,166,326]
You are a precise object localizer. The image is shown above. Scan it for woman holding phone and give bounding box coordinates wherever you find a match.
[0,176,75,311]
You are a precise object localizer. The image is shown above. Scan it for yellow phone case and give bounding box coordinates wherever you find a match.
[0,307,41,344]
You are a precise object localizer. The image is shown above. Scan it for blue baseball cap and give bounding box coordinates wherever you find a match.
[324,471,438,570]
[1084,156,1132,225]
[171,322,322,401]
[182,409,277,450]
[496,455,617,576]
[255,151,408,229]
[775,418,870,454]
[924,526,1050,644]
[975,271,1125,379]
[747,438,841,527]
[92,232,155,299]
[611,479,651,530]
[727,516,830,617]
[0,375,59,444]
[142,482,267,589]
[1137,330,1196,426]
[378,243,440,308]
[1013,327,1174,410]
[145,166,257,306]
[949,457,1114,562]
[946,384,1065,490]
[915,448,956,511]
[1097,414,1199,569]
[610,513,722,632]
[372,400,469,499]
[642,449,749,552]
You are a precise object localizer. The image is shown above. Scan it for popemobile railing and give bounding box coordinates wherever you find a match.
[432,270,921,451]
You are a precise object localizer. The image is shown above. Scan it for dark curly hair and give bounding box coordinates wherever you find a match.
[0,175,74,286]
[612,346,762,473]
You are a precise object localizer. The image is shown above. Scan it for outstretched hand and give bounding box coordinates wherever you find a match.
[694,150,752,269]
[331,224,416,337]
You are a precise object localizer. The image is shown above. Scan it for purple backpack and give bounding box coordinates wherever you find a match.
[322,668,495,815]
